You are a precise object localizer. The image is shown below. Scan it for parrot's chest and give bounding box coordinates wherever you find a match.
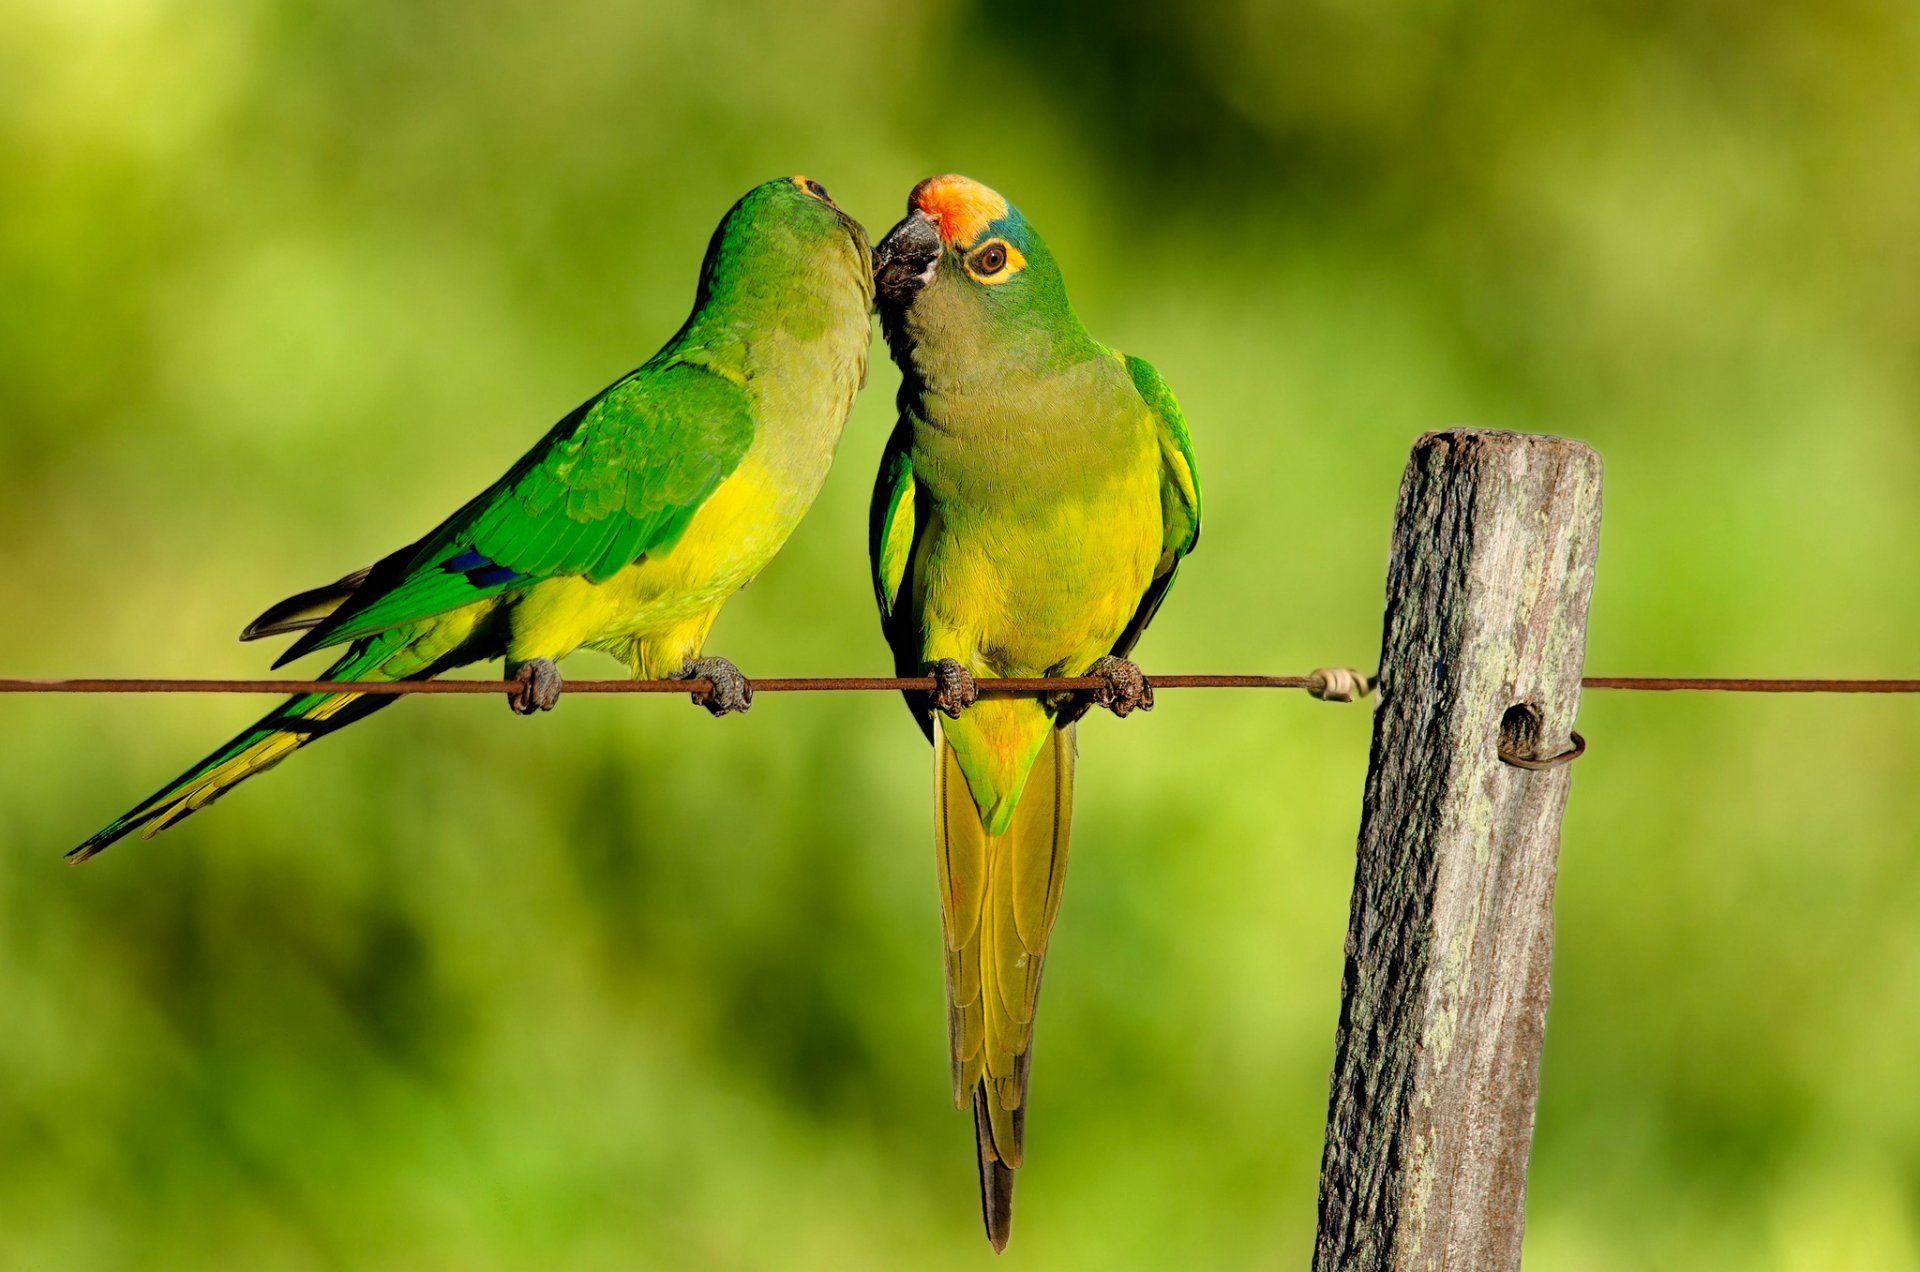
[621,322,869,600]
[920,453,1162,676]
[611,428,836,615]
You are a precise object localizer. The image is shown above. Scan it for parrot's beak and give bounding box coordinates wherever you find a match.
[873,210,943,304]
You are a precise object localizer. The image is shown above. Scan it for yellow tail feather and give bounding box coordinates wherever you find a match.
[135,684,368,836]
[140,730,305,836]
[934,719,1075,1251]
[71,680,383,863]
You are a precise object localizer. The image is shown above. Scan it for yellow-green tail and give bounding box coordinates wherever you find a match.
[69,644,400,864]
[934,719,1075,1253]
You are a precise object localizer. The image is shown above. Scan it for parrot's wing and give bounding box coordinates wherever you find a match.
[276,354,755,664]
[869,416,918,621]
[1111,354,1201,658]
[871,414,945,739]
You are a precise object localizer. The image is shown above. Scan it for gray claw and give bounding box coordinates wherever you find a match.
[508,658,563,715]
[1087,655,1153,718]
[675,656,753,717]
[930,658,978,718]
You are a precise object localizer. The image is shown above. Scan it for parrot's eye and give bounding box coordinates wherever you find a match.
[792,175,836,206]
[962,237,1026,284]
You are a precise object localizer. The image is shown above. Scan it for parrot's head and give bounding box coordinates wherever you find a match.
[872,175,1080,360]
[697,176,873,313]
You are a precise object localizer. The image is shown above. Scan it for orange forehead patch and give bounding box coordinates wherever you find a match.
[911,175,1008,247]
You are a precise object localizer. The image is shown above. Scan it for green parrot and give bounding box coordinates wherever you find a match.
[72,175,873,863]
[867,175,1202,1250]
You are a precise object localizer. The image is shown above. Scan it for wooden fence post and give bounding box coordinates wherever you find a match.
[1313,429,1603,1271]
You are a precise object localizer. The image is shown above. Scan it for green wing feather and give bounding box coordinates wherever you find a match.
[278,355,754,664]
[1111,354,1201,658]
[869,416,918,620]
[1125,353,1201,561]
[871,417,941,736]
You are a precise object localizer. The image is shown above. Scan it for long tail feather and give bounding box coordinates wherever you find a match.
[974,1086,1017,1253]
[935,719,1075,1252]
[239,566,373,640]
[70,642,399,863]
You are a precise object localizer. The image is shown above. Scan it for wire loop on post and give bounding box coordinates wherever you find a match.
[1498,730,1586,770]
[1305,667,1377,703]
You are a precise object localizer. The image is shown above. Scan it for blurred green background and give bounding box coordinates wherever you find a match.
[3,1,1919,1267]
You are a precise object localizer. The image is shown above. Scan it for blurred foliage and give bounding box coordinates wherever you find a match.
[3,0,1919,1267]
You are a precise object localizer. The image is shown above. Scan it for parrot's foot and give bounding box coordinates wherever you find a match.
[1086,656,1154,718]
[674,656,754,717]
[930,658,978,718]
[507,659,563,715]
